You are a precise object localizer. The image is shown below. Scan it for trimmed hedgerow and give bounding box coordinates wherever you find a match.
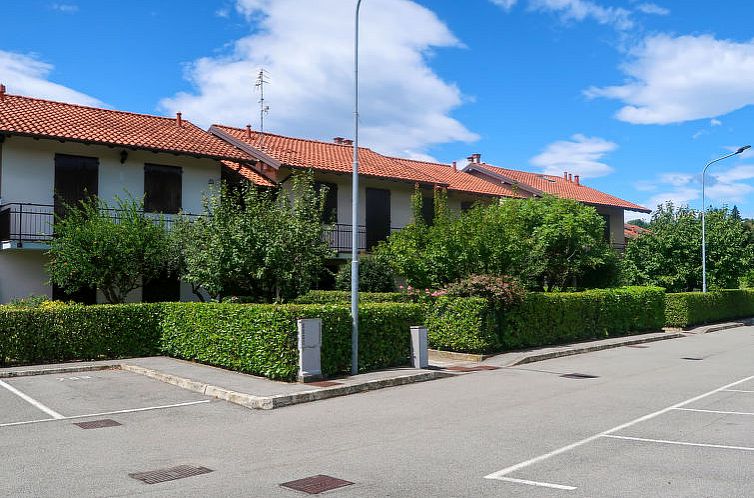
[425,297,499,354]
[160,302,424,381]
[293,290,409,304]
[665,290,754,328]
[0,303,163,367]
[502,287,666,349]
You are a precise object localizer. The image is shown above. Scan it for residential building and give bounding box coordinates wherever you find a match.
[0,88,253,303]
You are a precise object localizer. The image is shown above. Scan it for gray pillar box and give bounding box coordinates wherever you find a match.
[298,318,323,382]
[410,326,428,369]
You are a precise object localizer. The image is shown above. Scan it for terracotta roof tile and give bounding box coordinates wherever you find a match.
[469,162,650,213]
[0,93,251,161]
[221,160,276,187]
[211,125,445,186]
[624,223,651,239]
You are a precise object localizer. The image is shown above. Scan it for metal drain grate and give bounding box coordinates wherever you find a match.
[308,381,344,388]
[74,419,122,430]
[280,475,354,494]
[682,357,704,361]
[129,465,213,485]
[561,373,599,379]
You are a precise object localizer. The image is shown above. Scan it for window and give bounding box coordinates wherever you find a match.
[142,272,181,302]
[461,201,474,212]
[315,182,338,224]
[144,164,182,214]
[422,196,434,226]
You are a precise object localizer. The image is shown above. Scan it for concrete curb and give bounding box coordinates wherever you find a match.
[0,364,119,379]
[428,350,495,363]
[121,363,455,411]
[508,333,685,367]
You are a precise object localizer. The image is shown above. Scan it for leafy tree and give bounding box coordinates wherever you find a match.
[626,218,649,228]
[46,196,175,304]
[621,202,752,291]
[335,254,397,292]
[179,172,332,302]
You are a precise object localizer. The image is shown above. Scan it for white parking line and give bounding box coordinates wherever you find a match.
[0,399,211,428]
[674,407,754,416]
[494,477,577,490]
[484,374,754,482]
[723,389,754,393]
[602,434,754,452]
[0,380,65,419]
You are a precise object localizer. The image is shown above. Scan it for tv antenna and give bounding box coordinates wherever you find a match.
[254,68,270,148]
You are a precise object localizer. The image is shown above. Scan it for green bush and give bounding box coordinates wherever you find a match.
[665,290,754,328]
[0,303,163,366]
[425,297,499,354]
[160,302,424,381]
[293,290,409,304]
[335,255,397,292]
[502,287,666,349]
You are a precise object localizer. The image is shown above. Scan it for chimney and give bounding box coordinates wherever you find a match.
[471,153,481,163]
[568,173,573,182]
[452,161,457,172]
[563,171,568,180]
[467,155,475,164]
[176,112,183,127]
[333,137,344,144]
[574,175,580,186]
[0,84,5,101]
[246,124,252,139]
[342,139,353,146]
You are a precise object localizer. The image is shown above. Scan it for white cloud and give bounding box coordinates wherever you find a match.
[635,3,669,16]
[160,0,477,158]
[490,0,519,9]
[50,3,79,13]
[587,34,754,125]
[710,118,722,126]
[528,0,633,30]
[0,50,102,106]
[642,164,754,210]
[530,134,617,178]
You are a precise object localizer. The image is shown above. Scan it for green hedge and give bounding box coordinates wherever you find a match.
[502,287,666,349]
[425,297,499,354]
[293,290,409,304]
[160,302,424,381]
[665,290,754,328]
[0,303,163,367]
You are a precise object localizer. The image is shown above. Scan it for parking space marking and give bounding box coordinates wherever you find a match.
[602,434,754,452]
[673,407,754,416]
[484,374,754,482]
[495,477,577,490]
[0,399,211,428]
[0,380,64,419]
[724,389,754,393]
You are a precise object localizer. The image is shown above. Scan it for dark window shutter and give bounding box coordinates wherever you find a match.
[422,196,435,226]
[144,164,182,214]
[315,182,338,223]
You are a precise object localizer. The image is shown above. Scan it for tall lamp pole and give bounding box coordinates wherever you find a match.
[351,0,364,375]
[701,145,751,292]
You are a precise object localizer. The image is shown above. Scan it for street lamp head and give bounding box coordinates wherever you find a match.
[735,145,751,154]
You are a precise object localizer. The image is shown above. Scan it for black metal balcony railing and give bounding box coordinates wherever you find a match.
[324,224,367,252]
[0,203,201,245]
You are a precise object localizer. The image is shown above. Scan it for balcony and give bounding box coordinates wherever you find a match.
[322,224,402,254]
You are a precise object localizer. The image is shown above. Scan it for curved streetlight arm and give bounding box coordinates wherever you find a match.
[701,145,751,292]
[351,0,363,375]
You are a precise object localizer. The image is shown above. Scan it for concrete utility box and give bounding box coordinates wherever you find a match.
[410,326,429,369]
[297,318,322,382]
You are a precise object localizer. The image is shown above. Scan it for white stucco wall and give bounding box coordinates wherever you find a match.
[0,136,222,303]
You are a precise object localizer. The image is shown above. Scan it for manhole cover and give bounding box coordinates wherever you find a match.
[74,419,122,430]
[129,465,213,485]
[280,475,354,494]
[682,357,704,361]
[308,381,343,388]
[561,373,599,379]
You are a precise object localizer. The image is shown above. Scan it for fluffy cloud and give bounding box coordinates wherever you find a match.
[587,35,754,125]
[530,134,617,178]
[490,0,519,9]
[642,165,754,210]
[160,0,477,158]
[50,3,79,13]
[635,3,669,16]
[529,0,633,30]
[0,50,102,106]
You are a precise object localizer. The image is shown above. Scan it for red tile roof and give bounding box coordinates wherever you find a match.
[221,160,276,187]
[468,162,650,213]
[389,157,523,198]
[624,223,651,239]
[0,93,251,161]
[211,125,445,186]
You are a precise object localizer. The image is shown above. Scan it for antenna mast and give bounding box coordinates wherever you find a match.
[254,68,270,148]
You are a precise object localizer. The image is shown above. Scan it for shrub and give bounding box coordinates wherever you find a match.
[665,290,754,328]
[445,275,525,310]
[160,302,424,381]
[425,297,499,353]
[0,304,163,366]
[293,290,409,304]
[335,255,397,292]
[502,287,666,349]
[7,295,50,308]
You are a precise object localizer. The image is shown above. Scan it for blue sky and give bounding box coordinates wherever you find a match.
[4,1,754,219]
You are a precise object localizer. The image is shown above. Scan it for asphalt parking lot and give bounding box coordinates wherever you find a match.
[2,327,754,497]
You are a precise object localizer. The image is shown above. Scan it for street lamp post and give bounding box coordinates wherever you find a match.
[701,145,751,292]
[351,0,364,375]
